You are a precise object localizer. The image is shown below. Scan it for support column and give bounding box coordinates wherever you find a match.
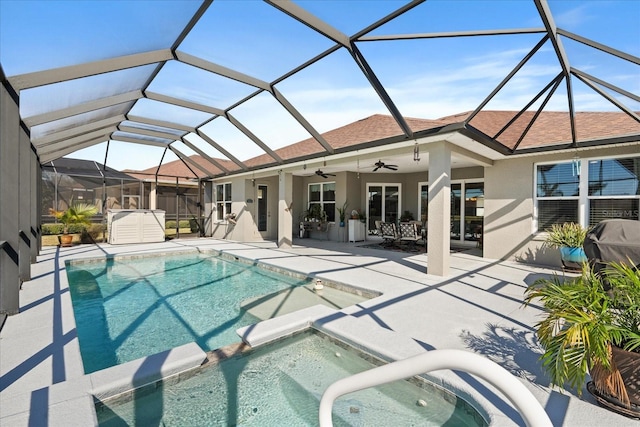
[18,126,31,282]
[427,141,452,276]
[30,148,39,262]
[0,82,21,315]
[203,181,213,237]
[149,181,157,210]
[278,171,293,249]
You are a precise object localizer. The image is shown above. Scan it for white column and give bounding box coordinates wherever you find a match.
[427,141,452,276]
[0,83,21,315]
[278,171,293,249]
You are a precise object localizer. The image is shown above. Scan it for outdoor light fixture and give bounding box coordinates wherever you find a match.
[414,143,420,162]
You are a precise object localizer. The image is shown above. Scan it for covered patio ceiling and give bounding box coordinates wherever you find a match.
[1,0,638,179]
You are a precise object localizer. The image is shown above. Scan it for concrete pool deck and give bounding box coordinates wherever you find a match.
[1,237,637,426]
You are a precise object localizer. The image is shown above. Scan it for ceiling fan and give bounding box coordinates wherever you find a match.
[373,160,398,172]
[315,169,336,179]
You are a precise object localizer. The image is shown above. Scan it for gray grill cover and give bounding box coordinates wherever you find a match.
[583,219,640,274]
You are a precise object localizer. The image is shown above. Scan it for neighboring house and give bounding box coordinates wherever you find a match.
[42,157,224,229]
[41,158,142,221]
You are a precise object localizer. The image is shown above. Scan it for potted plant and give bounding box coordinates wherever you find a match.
[306,204,323,222]
[337,201,348,227]
[544,222,589,268]
[524,261,640,417]
[49,202,98,247]
[357,209,366,224]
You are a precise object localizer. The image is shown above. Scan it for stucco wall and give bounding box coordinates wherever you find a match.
[484,144,640,268]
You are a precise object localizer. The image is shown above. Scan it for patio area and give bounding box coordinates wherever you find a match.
[1,237,638,426]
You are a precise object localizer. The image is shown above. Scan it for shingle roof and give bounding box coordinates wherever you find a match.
[244,114,454,168]
[467,111,640,149]
[124,156,237,184]
[126,110,639,178]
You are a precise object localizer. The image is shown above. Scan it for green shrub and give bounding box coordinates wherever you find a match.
[42,224,64,235]
[42,223,95,235]
[165,220,191,229]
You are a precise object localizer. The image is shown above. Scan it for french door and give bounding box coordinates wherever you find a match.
[366,184,401,233]
[450,181,484,243]
[257,184,268,233]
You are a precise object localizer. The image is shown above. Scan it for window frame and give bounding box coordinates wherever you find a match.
[307,181,336,222]
[215,182,232,222]
[533,154,640,232]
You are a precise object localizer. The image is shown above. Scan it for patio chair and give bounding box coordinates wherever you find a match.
[399,222,421,249]
[374,220,382,236]
[380,222,398,246]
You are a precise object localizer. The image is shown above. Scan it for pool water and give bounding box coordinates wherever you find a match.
[96,331,487,426]
[66,252,366,374]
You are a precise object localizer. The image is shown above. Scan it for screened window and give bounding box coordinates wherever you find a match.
[216,183,232,221]
[308,182,335,222]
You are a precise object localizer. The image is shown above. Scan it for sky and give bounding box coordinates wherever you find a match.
[0,0,638,172]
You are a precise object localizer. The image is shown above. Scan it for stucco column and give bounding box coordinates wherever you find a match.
[149,181,157,210]
[427,141,452,276]
[278,171,293,249]
[0,83,21,315]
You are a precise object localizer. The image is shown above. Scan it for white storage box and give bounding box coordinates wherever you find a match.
[107,210,165,244]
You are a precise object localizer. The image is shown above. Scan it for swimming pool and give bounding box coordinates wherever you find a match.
[95,331,487,426]
[66,251,368,373]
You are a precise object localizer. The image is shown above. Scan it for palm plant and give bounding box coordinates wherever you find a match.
[50,202,98,234]
[524,261,640,410]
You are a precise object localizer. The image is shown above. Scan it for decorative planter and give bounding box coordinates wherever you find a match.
[560,246,588,263]
[339,221,345,227]
[588,345,640,419]
[560,246,587,270]
[59,234,73,247]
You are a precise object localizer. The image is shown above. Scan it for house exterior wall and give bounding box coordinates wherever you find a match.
[484,144,640,268]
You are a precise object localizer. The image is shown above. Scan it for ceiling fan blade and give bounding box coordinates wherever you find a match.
[373,166,380,172]
[386,165,398,170]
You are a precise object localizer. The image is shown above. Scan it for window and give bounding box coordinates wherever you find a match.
[216,183,232,221]
[588,157,640,226]
[535,156,639,231]
[308,182,335,222]
[535,162,580,230]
